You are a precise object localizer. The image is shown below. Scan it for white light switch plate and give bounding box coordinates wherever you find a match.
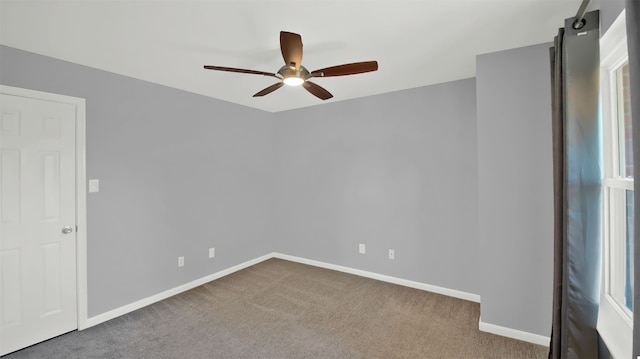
[88,179,99,193]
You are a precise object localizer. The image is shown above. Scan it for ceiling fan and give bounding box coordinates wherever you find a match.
[204,31,378,100]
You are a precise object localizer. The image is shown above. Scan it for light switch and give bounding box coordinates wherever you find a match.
[89,179,99,193]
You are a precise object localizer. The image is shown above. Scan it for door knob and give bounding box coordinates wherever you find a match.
[62,226,73,234]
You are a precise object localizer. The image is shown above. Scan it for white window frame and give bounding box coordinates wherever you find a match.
[598,9,633,359]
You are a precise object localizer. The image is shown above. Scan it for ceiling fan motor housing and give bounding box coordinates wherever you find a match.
[278,65,310,81]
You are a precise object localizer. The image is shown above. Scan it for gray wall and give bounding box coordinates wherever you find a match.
[476,43,554,337]
[0,46,276,316]
[2,40,560,339]
[273,80,480,295]
[590,0,626,33]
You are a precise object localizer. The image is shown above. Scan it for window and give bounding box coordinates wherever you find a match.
[598,10,633,359]
[605,61,634,316]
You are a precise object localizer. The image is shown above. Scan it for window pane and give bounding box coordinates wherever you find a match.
[625,189,634,311]
[617,63,633,178]
[609,187,634,314]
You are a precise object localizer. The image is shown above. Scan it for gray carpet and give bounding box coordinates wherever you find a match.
[4,259,548,358]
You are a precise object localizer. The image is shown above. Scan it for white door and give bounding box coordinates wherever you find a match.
[0,93,78,356]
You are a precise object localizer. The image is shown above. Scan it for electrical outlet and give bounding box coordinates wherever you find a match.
[178,256,184,267]
[209,247,215,258]
[388,249,395,260]
[359,243,366,254]
[88,179,99,193]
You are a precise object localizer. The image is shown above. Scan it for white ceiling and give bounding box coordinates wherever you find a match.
[1,0,581,112]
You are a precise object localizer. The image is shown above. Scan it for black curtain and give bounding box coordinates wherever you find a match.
[627,0,640,357]
[549,10,602,359]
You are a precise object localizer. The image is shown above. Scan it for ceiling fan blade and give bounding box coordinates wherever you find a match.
[302,81,333,100]
[310,61,378,78]
[253,82,284,97]
[204,65,278,78]
[280,31,303,70]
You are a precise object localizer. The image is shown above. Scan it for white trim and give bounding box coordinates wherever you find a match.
[598,9,634,359]
[86,252,481,328]
[598,295,633,359]
[272,253,481,303]
[0,85,89,330]
[85,253,273,327]
[82,252,550,348]
[75,99,88,330]
[600,10,628,68]
[603,177,634,190]
[478,318,550,347]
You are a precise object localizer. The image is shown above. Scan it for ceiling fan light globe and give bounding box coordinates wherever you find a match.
[283,77,304,86]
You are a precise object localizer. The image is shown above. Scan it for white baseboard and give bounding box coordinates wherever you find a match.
[93,251,561,348]
[85,253,274,328]
[478,317,550,346]
[272,253,481,303]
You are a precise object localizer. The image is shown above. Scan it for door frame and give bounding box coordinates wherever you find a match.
[1,85,88,330]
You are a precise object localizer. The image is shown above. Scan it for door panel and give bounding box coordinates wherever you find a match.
[1,149,20,224]
[0,94,77,355]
